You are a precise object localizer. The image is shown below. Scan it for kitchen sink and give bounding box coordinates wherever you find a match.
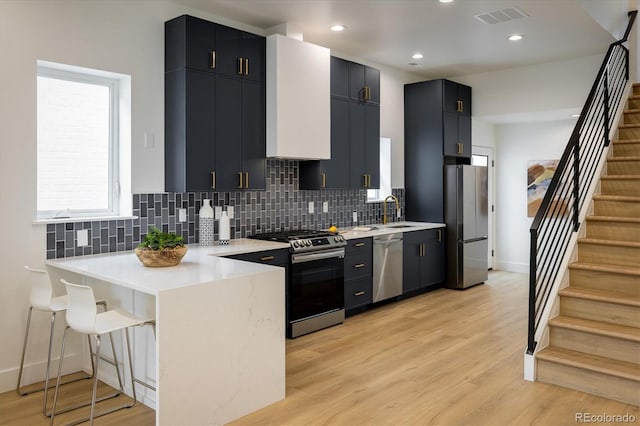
[387,225,414,229]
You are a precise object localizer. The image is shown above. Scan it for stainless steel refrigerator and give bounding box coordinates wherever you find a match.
[444,165,488,289]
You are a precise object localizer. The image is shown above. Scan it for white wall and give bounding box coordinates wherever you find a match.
[493,120,576,272]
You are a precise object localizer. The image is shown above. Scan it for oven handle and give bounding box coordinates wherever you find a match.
[291,248,345,264]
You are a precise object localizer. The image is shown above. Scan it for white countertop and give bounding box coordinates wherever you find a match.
[339,221,445,239]
[45,241,288,296]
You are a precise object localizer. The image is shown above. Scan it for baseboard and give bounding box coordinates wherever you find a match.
[0,351,85,394]
[495,260,529,274]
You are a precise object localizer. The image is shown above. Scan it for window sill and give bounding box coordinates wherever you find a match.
[33,215,138,225]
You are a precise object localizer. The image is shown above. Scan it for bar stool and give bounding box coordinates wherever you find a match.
[50,279,156,426]
[16,266,104,416]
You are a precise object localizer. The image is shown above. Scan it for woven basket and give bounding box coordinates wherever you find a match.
[134,246,188,267]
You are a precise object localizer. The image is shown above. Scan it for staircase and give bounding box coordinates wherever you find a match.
[536,84,640,406]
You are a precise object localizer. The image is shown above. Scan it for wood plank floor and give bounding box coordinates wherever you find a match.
[2,271,638,425]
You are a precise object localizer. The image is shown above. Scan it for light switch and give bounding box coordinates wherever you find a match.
[227,206,234,219]
[323,201,328,213]
[352,211,358,223]
[76,229,89,247]
[308,202,314,214]
[178,208,187,222]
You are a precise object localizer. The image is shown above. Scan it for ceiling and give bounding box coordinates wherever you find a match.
[172,0,619,79]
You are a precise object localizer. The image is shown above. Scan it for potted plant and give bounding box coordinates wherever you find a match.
[134,226,187,267]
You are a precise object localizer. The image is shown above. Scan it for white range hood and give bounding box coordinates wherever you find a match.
[266,34,330,160]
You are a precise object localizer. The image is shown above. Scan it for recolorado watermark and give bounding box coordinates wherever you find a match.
[575,412,637,423]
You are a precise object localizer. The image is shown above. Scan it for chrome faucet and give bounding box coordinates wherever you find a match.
[382,195,400,225]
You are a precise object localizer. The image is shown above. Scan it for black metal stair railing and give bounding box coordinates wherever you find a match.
[527,10,637,355]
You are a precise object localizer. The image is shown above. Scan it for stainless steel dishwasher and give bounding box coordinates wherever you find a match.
[373,233,403,302]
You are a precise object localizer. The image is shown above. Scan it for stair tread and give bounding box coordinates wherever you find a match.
[625,109,640,114]
[559,287,640,307]
[612,139,640,144]
[600,175,640,180]
[586,215,640,223]
[537,346,640,381]
[619,124,640,129]
[549,315,640,342]
[569,262,640,275]
[578,237,640,248]
[607,156,640,161]
[592,194,640,201]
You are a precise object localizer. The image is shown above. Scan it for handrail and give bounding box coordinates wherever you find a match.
[527,10,637,355]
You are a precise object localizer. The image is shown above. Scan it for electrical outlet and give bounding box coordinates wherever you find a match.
[352,211,358,223]
[227,206,234,219]
[323,201,328,213]
[76,229,89,247]
[214,206,222,220]
[308,202,314,214]
[178,208,187,222]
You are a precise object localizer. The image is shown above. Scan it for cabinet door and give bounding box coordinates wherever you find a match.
[214,75,243,191]
[365,104,380,188]
[443,79,460,114]
[349,102,366,188]
[458,115,472,159]
[242,32,265,83]
[421,228,445,288]
[324,97,351,188]
[330,57,350,99]
[349,62,366,101]
[184,16,217,72]
[458,84,472,116]
[443,112,460,157]
[345,276,373,309]
[242,79,266,190]
[215,24,243,78]
[364,66,380,104]
[184,69,215,191]
[402,231,423,293]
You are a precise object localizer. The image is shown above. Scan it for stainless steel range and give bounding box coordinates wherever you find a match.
[249,230,347,338]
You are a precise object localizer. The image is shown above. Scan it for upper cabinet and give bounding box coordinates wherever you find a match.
[404,79,471,222]
[300,56,380,190]
[164,15,266,192]
[266,34,330,160]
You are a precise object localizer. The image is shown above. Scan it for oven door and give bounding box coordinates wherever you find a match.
[289,248,345,325]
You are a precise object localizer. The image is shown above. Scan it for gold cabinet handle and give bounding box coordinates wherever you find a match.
[363,174,368,188]
[211,171,216,189]
[354,242,365,247]
[245,172,249,188]
[354,263,365,269]
[244,58,249,75]
[457,143,463,154]
[457,100,463,113]
[419,243,424,257]
[354,291,365,296]
[260,255,275,261]
[437,229,442,242]
[368,174,372,187]
[238,57,244,75]
[238,171,244,188]
[210,51,216,69]
[321,173,326,188]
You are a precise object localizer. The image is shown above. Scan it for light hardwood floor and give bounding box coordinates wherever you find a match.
[2,270,638,425]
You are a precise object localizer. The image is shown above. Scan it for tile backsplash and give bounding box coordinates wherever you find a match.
[46,159,405,259]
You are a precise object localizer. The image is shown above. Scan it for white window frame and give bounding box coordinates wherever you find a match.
[367,137,392,202]
[37,62,121,220]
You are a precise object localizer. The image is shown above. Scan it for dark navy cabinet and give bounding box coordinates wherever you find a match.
[344,237,373,311]
[165,15,266,192]
[300,56,379,190]
[402,229,445,293]
[404,79,472,222]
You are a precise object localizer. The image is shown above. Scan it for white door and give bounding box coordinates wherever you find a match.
[472,146,494,269]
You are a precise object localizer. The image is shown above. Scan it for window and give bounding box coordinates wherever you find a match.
[37,62,124,219]
[367,137,392,202]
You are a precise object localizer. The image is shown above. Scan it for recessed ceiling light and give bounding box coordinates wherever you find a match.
[439,0,454,3]
[412,53,423,60]
[508,34,524,41]
[330,24,346,32]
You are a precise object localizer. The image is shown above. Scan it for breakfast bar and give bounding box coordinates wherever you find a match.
[45,244,287,425]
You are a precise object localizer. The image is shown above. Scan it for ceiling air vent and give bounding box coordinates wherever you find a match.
[474,7,529,25]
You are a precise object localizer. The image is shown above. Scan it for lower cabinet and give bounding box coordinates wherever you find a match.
[403,228,445,293]
[344,237,373,310]
[225,248,289,271]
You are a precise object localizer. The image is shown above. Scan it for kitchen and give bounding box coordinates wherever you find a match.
[1,0,636,425]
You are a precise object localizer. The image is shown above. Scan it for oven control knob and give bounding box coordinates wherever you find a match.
[334,236,339,242]
[305,240,312,246]
[292,241,299,248]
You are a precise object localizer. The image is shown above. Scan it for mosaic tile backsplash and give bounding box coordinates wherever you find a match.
[46,159,405,259]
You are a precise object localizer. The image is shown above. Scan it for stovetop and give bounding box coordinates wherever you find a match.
[249,229,346,253]
[248,229,334,243]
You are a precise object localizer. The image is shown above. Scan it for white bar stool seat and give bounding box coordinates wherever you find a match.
[50,279,156,426]
[16,266,102,417]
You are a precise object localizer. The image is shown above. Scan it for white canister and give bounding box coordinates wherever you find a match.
[199,199,214,246]
[219,210,230,245]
